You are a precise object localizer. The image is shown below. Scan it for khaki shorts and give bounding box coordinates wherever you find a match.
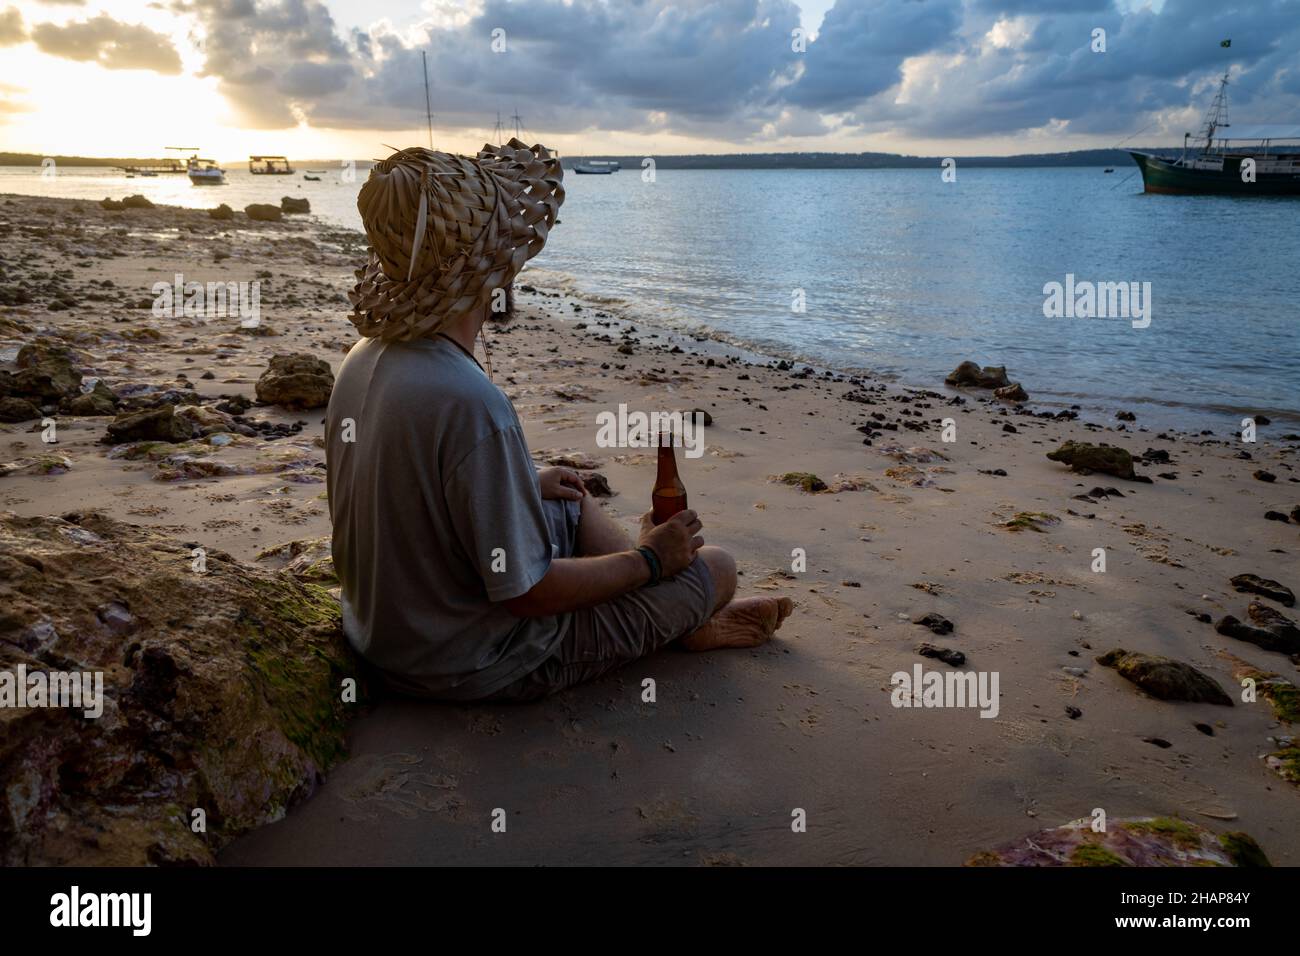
[485,497,716,702]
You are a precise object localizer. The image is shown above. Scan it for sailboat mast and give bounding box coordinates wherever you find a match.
[422,51,433,149]
[1198,71,1230,153]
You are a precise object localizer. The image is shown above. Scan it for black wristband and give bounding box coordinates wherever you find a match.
[636,546,662,585]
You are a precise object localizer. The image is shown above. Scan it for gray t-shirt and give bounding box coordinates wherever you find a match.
[325,335,568,699]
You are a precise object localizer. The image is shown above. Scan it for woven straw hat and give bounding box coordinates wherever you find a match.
[347,138,564,341]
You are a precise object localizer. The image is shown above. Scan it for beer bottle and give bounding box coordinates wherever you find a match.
[652,428,688,525]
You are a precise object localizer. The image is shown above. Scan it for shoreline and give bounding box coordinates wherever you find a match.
[522,264,1300,436]
[2,193,1297,866]
[5,181,1296,435]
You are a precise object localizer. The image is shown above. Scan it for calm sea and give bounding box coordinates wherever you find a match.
[3,163,1297,429]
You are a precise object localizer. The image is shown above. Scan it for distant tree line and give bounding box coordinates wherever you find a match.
[0,148,1153,170]
[561,149,1150,169]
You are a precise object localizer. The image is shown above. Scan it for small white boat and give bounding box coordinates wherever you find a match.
[187,158,226,185]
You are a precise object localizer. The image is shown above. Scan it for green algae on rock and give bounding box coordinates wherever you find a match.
[256,535,337,587]
[1046,441,1136,480]
[0,511,361,865]
[773,472,828,493]
[966,816,1270,867]
[1097,648,1232,705]
[1222,654,1300,789]
[1004,511,1060,532]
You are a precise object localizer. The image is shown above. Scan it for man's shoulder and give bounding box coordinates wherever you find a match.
[336,336,516,427]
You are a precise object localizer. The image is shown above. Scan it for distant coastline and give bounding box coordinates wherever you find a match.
[1,147,1157,171]
[557,148,1154,169]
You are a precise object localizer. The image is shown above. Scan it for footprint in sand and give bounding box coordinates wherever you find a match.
[339,752,465,822]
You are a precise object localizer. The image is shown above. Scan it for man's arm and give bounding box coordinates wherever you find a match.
[503,552,649,617]
[503,509,703,618]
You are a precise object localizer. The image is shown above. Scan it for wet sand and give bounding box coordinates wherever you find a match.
[2,193,1297,865]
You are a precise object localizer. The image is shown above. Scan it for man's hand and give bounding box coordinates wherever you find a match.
[638,509,704,578]
[503,509,703,618]
[538,466,586,501]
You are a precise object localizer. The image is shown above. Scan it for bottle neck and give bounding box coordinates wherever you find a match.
[655,441,679,486]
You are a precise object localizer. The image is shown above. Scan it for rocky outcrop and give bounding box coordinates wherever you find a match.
[0,511,359,865]
[0,396,41,422]
[1096,648,1232,705]
[1223,655,1297,788]
[993,382,1028,402]
[945,361,1010,389]
[61,381,119,417]
[99,195,154,211]
[1,341,83,407]
[255,353,334,410]
[581,472,614,497]
[1230,573,1295,607]
[244,203,283,222]
[102,405,195,444]
[1215,603,1300,656]
[280,196,311,214]
[256,535,336,587]
[209,203,235,221]
[1046,441,1136,480]
[967,817,1269,867]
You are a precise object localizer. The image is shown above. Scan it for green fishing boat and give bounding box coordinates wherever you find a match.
[1129,71,1300,196]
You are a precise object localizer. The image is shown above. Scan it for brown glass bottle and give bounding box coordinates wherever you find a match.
[652,430,688,525]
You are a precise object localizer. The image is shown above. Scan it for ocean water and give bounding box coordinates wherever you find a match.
[3,163,1297,429]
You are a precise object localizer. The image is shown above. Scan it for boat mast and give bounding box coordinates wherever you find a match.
[1196,71,1230,154]
[421,51,433,149]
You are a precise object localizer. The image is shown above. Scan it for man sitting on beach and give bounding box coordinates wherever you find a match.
[326,142,793,701]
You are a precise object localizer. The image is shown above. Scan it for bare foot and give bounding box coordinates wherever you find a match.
[681,597,794,651]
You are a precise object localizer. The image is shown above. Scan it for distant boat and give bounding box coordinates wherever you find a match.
[1104,168,1115,173]
[1129,70,1300,195]
[303,174,321,181]
[117,157,185,176]
[187,157,226,185]
[575,160,618,175]
[249,155,294,175]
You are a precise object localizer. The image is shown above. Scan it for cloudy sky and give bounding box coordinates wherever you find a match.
[0,0,1296,160]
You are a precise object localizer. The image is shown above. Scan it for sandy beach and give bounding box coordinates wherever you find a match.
[1,193,1297,866]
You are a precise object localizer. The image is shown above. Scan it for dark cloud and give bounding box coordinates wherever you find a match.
[786,0,963,112]
[0,5,25,45]
[26,0,1298,147]
[972,0,1110,12]
[177,0,804,137]
[30,14,182,73]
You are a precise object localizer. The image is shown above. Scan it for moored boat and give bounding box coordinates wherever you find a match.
[575,160,618,175]
[249,155,294,175]
[1129,72,1300,196]
[186,158,226,185]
